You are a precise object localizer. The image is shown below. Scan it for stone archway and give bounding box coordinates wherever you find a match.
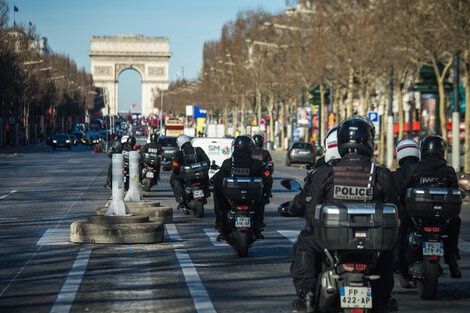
[88,34,171,116]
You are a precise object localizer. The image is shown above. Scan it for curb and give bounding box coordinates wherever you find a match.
[96,204,173,224]
[70,216,165,244]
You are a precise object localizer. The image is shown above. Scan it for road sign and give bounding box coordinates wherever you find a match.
[260,119,265,125]
[367,111,380,133]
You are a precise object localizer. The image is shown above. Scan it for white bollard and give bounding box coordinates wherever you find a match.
[105,153,130,216]
[124,151,143,202]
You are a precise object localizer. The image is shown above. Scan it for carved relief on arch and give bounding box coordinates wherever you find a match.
[148,66,165,77]
[94,66,113,76]
[115,63,145,77]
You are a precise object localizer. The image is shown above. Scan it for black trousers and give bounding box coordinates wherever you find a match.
[170,174,184,202]
[291,227,394,305]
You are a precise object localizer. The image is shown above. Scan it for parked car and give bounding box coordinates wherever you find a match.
[157,136,178,161]
[285,141,316,166]
[52,133,72,150]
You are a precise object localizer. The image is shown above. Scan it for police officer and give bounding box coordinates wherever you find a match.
[392,139,420,282]
[141,133,162,181]
[290,117,398,313]
[169,134,210,208]
[105,135,127,188]
[282,126,341,218]
[401,135,461,278]
[251,134,274,197]
[212,135,270,240]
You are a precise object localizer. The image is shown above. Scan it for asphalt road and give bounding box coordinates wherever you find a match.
[0,146,469,312]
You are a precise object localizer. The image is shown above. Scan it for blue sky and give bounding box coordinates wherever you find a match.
[11,0,288,112]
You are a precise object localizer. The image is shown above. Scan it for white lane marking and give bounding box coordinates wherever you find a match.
[277,230,300,244]
[0,168,103,298]
[0,190,17,199]
[167,224,216,313]
[49,248,92,313]
[459,239,470,253]
[36,228,70,246]
[203,229,229,247]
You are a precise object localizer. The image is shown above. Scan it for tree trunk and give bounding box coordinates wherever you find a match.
[24,101,30,144]
[346,67,355,117]
[233,104,239,136]
[431,56,453,139]
[320,84,325,146]
[398,86,404,140]
[241,94,245,133]
[464,50,470,173]
[256,87,262,125]
[280,101,286,150]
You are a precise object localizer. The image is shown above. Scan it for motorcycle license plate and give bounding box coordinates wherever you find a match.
[235,216,251,228]
[340,286,372,309]
[422,242,444,256]
[192,190,204,198]
[146,172,154,178]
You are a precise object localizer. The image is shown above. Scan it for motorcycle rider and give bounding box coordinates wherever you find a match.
[169,134,210,209]
[212,135,270,240]
[392,139,420,281]
[281,126,341,218]
[400,135,462,278]
[105,135,126,188]
[141,133,162,181]
[290,116,398,313]
[251,134,273,229]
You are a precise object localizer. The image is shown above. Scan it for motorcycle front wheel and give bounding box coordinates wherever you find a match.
[417,258,440,300]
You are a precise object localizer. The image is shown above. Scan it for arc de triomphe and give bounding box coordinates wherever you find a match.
[89,35,171,116]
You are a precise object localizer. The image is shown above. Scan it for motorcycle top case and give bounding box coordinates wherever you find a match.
[180,161,209,182]
[143,152,160,165]
[222,177,263,201]
[312,203,399,251]
[405,187,462,219]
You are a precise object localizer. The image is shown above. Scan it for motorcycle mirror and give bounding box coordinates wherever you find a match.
[458,173,470,192]
[278,201,294,217]
[280,179,301,191]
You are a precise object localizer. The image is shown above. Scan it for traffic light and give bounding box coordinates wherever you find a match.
[266,116,270,125]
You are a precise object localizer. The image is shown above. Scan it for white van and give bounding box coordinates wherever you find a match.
[191,137,234,178]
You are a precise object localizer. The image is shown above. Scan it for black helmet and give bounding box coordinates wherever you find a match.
[150,133,158,143]
[127,136,136,147]
[233,135,253,154]
[253,134,264,149]
[337,116,375,157]
[420,135,446,159]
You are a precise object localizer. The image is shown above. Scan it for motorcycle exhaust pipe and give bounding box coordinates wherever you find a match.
[318,270,337,312]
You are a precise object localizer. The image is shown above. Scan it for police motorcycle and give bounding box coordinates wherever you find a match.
[180,161,209,218]
[281,179,399,313]
[141,147,161,192]
[222,176,264,257]
[403,187,463,300]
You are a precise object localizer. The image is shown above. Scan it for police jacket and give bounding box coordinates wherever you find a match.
[171,143,210,175]
[304,153,397,227]
[289,157,339,218]
[404,155,459,189]
[392,157,419,204]
[213,149,270,194]
[251,148,274,174]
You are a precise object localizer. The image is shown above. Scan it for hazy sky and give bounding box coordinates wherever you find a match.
[10,0,288,112]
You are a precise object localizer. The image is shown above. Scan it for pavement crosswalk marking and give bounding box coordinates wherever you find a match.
[167,224,217,313]
[203,229,229,247]
[459,239,470,253]
[36,228,70,246]
[277,230,300,244]
[50,248,92,313]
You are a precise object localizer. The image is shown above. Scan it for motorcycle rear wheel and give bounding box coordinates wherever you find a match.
[143,178,152,192]
[235,231,249,257]
[194,201,204,218]
[417,258,440,300]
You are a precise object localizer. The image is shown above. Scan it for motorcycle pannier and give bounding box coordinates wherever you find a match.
[405,187,462,219]
[312,203,399,251]
[180,162,209,182]
[222,177,263,201]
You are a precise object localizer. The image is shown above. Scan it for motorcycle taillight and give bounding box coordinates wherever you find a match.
[237,206,249,210]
